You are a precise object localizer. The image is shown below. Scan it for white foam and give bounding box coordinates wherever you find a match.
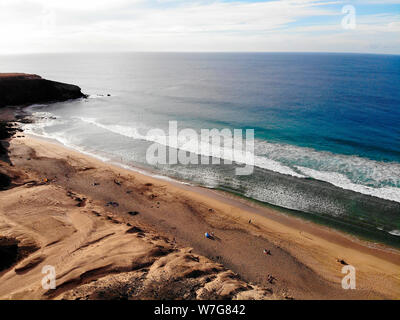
[77,117,305,178]
[23,115,193,187]
[76,117,147,140]
[255,140,400,188]
[388,230,400,236]
[25,115,400,204]
[296,166,400,203]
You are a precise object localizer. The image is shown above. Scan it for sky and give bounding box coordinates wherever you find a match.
[0,0,399,54]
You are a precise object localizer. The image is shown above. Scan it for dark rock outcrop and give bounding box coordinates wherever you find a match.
[0,237,40,272]
[0,172,11,190]
[0,121,17,160]
[0,73,86,108]
[0,121,16,140]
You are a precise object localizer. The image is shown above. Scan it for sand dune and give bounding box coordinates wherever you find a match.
[0,169,274,300]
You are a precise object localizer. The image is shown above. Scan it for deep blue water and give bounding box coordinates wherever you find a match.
[1,52,399,241]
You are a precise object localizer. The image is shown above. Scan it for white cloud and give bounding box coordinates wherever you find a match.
[0,0,398,54]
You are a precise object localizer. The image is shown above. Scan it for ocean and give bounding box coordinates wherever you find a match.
[1,52,399,245]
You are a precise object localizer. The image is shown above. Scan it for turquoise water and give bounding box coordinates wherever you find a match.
[1,52,399,243]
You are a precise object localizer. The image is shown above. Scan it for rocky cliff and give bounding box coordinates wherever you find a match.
[0,73,86,108]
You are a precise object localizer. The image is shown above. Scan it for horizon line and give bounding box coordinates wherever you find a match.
[1,50,399,57]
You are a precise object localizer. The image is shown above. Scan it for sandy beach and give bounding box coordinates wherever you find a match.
[0,0,399,305]
[0,131,399,300]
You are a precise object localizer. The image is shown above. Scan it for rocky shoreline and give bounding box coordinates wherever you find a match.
[0,73,86,188]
